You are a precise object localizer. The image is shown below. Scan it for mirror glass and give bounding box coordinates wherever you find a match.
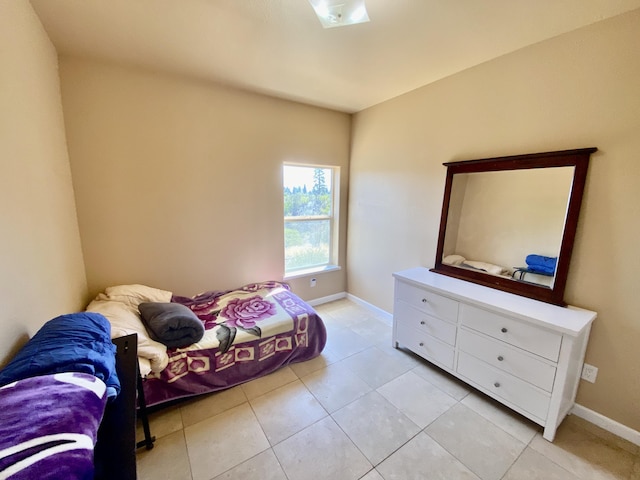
[443,167,574,288]
[432,148,596,306]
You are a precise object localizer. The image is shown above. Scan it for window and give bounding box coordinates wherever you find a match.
[283,164,338,275]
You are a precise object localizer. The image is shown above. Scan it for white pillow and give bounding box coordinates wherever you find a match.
[100,284,172,307]
[443,254,466,266]
[462,260,506,276]
[86,284,172,373]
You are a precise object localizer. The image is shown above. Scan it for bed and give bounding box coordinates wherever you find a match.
[442,254,514,278]
[86,281,327,408]
[0,312,130,480]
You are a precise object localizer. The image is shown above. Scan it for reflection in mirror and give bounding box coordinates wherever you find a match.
[432,148,597,306]
[442,167,574,288]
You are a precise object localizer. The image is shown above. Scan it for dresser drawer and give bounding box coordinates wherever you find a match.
[395,282,459,323]
[458,329,557,392]
[459,304,562,362]
[457,352,550,421]
[396,320,454,369]
[395,301,457,345]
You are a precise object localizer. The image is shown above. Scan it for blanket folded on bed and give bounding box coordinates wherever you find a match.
[0,312,120,399]
[525,254,557,275]
[139,302,205,348]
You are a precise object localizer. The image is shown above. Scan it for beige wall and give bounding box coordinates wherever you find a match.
[6,0,637,434]
[453,168,573,267]
[348,9,640,431]
[59,59,350,301]
[0,1,88,366]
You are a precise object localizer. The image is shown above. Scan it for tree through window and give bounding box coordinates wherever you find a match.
[283,165,337,273]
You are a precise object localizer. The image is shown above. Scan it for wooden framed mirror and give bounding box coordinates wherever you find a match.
[431,148,596,306]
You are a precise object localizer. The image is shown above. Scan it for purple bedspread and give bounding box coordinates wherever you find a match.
[0,372,107,479]
[143,282,327,406]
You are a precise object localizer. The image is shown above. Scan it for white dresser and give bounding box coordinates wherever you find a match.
[392,267,596,441]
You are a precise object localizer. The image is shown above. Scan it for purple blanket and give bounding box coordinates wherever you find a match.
[0,373,107,479]
[143,282,327,406]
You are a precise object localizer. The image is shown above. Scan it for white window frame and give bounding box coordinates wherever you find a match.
[283,163,340,277]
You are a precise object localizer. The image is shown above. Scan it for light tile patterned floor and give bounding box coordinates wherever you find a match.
[136,299,640,480]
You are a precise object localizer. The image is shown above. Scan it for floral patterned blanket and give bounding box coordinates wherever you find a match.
[142,282,327,406]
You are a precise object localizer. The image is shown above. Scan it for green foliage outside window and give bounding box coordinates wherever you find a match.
[284,221,330,270]
[283,168,331,217]
[284,167,333,272]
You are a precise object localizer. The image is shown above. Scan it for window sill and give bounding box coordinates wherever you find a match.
[284,265,342,280]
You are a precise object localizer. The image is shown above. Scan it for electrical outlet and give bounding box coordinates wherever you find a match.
[310,278,317,287]
[581,363,598,383]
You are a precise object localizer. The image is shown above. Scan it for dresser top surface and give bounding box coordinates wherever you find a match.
[393,267,596,335]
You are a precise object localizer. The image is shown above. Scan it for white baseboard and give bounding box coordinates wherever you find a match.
[311,292,639,446]
[307,292,347,307]
[307,291,393,324]
[310,293,640,447]
[346,293,393,325]
[571,403,640,446]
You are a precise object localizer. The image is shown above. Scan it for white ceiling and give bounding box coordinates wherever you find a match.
[30,0,640,113]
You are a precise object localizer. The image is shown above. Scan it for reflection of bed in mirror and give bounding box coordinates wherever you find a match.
[432,148,597,306]
[443,166,574,288]
[442,253,514,278]
[442,253,557,287]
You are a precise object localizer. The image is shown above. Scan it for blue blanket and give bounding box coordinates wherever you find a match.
[0,312,120,399]
[525,254,557,275]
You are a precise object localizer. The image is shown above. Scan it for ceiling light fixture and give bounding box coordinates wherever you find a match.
[308,0,370,29]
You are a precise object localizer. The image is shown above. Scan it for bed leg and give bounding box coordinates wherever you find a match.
[136,371,155,450]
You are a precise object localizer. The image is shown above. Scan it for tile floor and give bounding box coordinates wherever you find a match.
[136,299,640,480]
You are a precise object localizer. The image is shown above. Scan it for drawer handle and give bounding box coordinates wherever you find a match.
[421,298,428,303]
[420,321,426,325]
[494,382,501,388]
[501,327,508,333]
[419,342,424,347]
[497,355,504,362]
